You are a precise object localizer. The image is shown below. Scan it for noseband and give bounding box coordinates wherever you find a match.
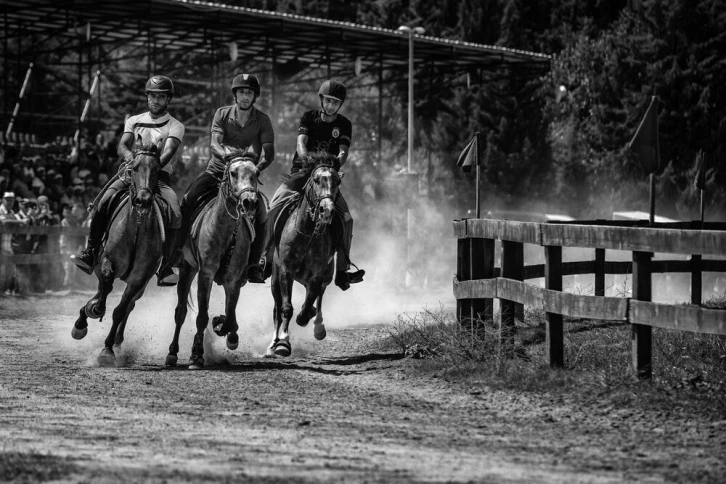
[302,166,339,237]
[221,158,258,221]
[127,150,159,200]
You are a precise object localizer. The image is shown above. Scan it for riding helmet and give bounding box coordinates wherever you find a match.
[318,80,346,103]
[231,74,261,97]
[145,75,175,96]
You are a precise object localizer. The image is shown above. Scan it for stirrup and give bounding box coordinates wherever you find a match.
[157,266,179,287]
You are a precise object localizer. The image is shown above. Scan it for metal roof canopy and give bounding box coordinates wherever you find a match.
[2,0,551,81]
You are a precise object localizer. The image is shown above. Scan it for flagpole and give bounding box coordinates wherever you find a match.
[649,173,655,225]
[475,131,481,218]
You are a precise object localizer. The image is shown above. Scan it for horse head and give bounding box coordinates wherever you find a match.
[222,148,259,216]
[129,137,162,213]
[302,152,341,231]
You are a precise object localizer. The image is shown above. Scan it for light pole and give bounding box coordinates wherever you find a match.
[397,25,425,173]
[397,25,424,288]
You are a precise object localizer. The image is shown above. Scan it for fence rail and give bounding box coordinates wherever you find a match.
[453,218,726,378]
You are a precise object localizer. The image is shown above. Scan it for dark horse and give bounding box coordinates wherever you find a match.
[71,138,165,366]
[267,152,342,357]
[166,149,259,369]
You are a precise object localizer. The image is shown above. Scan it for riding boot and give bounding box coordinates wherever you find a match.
[334,218,365,291]
[246,219,268,283]
[70,206,107,275]
[157,228,180,287]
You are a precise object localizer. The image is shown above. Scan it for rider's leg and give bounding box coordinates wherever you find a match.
[333,192,364,291]
[156,172,181,286]
[171,172,220,265]
[70,178,127,275]
[246,201,268,283]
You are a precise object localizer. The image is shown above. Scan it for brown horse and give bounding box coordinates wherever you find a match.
[166,150,259,369]
[267,152,342,357]
[71,139,165,366]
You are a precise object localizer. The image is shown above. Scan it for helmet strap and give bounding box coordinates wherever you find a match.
[320,97,340,117]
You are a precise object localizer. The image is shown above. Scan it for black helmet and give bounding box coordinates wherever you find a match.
[231,74,261,97]
[318,80,346,103]
[145,75,174,96]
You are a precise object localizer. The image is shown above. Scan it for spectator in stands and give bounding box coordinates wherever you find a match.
[0,192,27,294]
[61,202,88,289]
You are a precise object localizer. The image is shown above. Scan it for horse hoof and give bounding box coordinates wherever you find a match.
[71,325,87,340]
[226,333,239,351]
[274,340,291,357]
[188,355,204,370]
[314,325,326,341]
[165,354,178,367]
[97,348,115,367]
[85,299,104,319]
[212,315,227,336]
[296,307,317,327]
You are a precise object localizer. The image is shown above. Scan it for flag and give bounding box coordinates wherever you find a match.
[456,133,480,173]
[628,96,660,174]
[694,150,706,190]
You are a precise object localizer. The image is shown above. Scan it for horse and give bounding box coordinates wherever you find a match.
[267,151,342,357]
[165,149,259,369]
[71,138,166,366]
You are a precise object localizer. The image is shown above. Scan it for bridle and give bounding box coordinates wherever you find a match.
[301,165,339,238]
[127,149,160,223]
[220,156,258,221]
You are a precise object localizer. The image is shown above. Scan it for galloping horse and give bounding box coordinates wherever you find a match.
[166,149,259,369]
[71,138,166,366]
[267,152,342,357]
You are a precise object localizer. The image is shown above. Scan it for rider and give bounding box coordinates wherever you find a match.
[171,73,274,283]
[267,79,364,291]
[70,75,185,286]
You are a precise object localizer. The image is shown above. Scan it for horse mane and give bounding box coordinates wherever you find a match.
[133,141,162,157]
[224,147,258,165]
[282,151,338,192]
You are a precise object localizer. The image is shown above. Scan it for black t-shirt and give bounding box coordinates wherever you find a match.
[291,110,352,173]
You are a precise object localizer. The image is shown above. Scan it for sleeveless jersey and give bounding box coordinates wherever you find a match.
[123,112,185,174]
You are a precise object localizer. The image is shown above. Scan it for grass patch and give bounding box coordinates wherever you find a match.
[383,301,726,415]
[0,451,78,482]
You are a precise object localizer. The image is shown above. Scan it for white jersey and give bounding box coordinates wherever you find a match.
[124,112,185,174]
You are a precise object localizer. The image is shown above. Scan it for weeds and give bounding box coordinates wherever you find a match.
[383,298,726,412]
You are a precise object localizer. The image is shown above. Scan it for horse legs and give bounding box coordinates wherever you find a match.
[166,261,197,367]
[222,284,242,351]
[313,290,327,341]
[295,285,320,328]
[189,273,213,369]
[267,265,293,357]
[98,278,146,367]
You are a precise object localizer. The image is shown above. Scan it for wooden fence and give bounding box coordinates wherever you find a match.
[453,218,726,379]
[0,224,89,264]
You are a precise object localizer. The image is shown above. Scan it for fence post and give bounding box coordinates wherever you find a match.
[545,245,564,367]
[471,237,494,324]
[690,254,702,306]
[632,250,653,379]
[595,248,605,297]
[500,240,523,347]
[457,236,472,324]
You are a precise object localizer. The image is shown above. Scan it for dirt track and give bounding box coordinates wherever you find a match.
[1,287,725,483]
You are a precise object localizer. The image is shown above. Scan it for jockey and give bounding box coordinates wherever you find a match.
[171,73,274,283]
[70,75,185,286]
[267,79,364,291]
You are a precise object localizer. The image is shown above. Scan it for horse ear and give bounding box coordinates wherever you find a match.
[155,138,164,155]
[134,133,143,148]
[339,172,345,180]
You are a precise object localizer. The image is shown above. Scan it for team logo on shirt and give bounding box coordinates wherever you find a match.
[331,128,340,138]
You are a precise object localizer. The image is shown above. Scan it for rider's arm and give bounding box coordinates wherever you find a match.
[210,131,227,162]
[296,134,309,157]
[257,142,275,172]
[159,137,182,168]
[117,132,135,164]
[337,144,350,168]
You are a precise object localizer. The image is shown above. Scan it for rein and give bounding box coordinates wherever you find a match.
[298,166,339,239]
